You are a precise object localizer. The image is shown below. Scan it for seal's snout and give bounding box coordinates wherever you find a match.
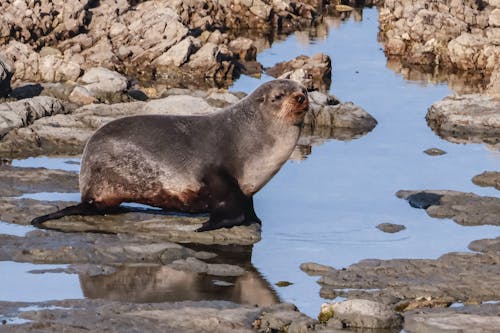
[295,93,306,104]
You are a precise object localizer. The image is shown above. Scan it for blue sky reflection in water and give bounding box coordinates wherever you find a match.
[3,7,498,317]
[233,8,499,316]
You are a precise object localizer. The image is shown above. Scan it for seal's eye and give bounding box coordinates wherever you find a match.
[272,93,284,101]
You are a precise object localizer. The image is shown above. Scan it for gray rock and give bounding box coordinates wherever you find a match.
[153,36,200,67]
[0,96,69,138]
[169,257,246,276]
[427,94,500,147]
[39,55,82,82]
[397,190,500,226]
[376,223,406,233]
[404,303,500,333]
[330,299,403,329]
[304,236,500,306]
[0,299,318,333]
[80,67,128,94]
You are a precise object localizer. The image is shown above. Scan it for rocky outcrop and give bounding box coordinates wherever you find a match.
[426,94,500,147]
[266,53,332,91]
[0,55,13,98]
[379,0,500,75]
[0,0,322,88]
[301,237,500,306]
[397,190,500,226]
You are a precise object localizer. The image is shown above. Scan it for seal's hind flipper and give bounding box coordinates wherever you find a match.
[31,203,131,228]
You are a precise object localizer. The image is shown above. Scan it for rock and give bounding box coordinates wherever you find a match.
[267,53,332,91]
[328,299,403,329]
[486,67,500,99]
[427,94,500,147]
[404,303,500,333]
[69,86,97,105]
[0,55,14,98]
[254,303,317,333]
[397,190,500,226]
[228,37,257,62]
[152,37,200,67]
[423,148,447,156]
[472,171,500,190]
[376,223,406,233]
[80,67,128,95]
[0,165,78,197]
[169,257,246,276]
[275,281,293,287]
[0,96,70,138]
[0,299,319,333]
[300,262,335,276]
[39,55,82,82]
[303,237,500,308]
[378,0,500,75]
[305,101,378,132]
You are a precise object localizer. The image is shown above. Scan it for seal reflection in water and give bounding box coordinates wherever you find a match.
[31,79,309,231]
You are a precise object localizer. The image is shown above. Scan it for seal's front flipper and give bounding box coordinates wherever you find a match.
[196,168,261,232]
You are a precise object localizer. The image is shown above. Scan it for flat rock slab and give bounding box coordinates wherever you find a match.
[404,303,500,333]
[0,165,78,197]
[0,197,261,246]
[397,190,500,226]
[427,94,500,147]
[301,237,500,306]
[0,299,316,333]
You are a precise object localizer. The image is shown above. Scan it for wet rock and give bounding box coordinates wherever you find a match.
[306,101,378,132]
[395,296,452,312]
[275,281,293,287]
[404,303,500,333]
[326,299,403,329]
[397,190,500,226]
[0,165,78,197]
[376,223,406,233]
[303,237,500,307]
[424,148,447,156]
[0,55,14,98]
[472,171,500,190]
[427,94,500,147]
[266,53,332,91]
[0,229,196,264]
[0,299,319,333]
[300,262,335,276]
[0,96,70,139]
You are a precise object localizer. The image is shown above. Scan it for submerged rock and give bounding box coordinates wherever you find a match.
[423,148,447,156]
[427,94,500,147]
[376,223,406,233]
[397,190,500,226]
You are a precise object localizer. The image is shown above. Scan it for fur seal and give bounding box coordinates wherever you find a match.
[31,79,309,231]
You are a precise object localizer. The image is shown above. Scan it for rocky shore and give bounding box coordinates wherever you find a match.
[1,1,499,332]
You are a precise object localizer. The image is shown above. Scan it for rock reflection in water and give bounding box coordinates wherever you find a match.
[79,246,279,307]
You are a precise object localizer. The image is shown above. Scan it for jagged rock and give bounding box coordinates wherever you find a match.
[0,55,14,98]
[79,67,128,95]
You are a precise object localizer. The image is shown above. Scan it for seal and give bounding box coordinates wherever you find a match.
[31,79,309,231]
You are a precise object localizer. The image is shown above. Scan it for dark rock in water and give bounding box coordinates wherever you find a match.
[406,192,442,209]
[424,148,447,156]
[275,281,293,287]
[397,190,500,226]
[376,223,406,233]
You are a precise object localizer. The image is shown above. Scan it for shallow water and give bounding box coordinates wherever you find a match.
[1,7,499,318]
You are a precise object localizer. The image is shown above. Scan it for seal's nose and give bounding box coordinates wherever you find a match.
[295,93,306,104]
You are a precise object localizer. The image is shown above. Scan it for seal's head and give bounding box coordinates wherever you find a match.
[253,79,309,126]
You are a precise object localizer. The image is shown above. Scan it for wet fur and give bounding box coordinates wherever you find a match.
[31,80,309,231]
